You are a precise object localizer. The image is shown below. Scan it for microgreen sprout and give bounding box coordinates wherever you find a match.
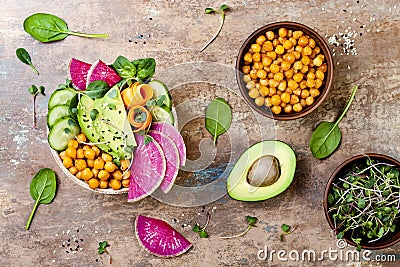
[280,223,299,241]
[192,212,211,238]
[328,156,400,249]
[98,241,112,264]
[200,4,230,52]
[28,85,45,129]
[220,215,258,239]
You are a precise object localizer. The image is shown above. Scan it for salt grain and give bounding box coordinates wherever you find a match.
[94,230,99,234]
[66,230,71,235]
[108,230,111,234]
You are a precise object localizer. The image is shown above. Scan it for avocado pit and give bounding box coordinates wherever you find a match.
[247,155,280,187]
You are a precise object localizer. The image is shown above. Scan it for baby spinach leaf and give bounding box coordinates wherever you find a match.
[205,98,232,145]
[132,58,156,82]
[85,81,110,99]
[26,168,57,230]
[23,13,108,43]
[310,85,358,159]
[16,48,39,75]
[112,56,137,79]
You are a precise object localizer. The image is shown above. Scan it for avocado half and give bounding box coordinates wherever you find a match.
[227,140,296,201]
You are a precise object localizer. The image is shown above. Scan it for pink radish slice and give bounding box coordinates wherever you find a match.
[135,215,192,258]
[150,122,186,166]
[86,59,121,88]
[69,58,91,90]
[148,130,179,193]
[128,135,166,202]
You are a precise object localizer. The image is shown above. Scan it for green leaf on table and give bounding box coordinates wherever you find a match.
[205,98,232,145]
[16,48,39,75]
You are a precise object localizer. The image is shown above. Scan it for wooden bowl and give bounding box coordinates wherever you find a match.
[236,21,334,120]
[323,153,400,249]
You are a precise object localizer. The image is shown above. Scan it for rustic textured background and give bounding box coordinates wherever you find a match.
[1,0,399,266]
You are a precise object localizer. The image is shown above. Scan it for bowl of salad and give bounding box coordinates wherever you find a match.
[47,56,186,199]
[324,153,400,249]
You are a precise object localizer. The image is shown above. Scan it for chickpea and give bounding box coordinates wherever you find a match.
[256,35,266,45]
[246,80,255,89]
[112,170,123,180]
[68,139,79,149]
[271,105,282,115]
[315,79,323,89]
[76,171,82,179]
[271,95,282,106]
[314,46,321,55]
[293,88,302,96]
[272,38,280,47]
[75,159,87,171]
[69,166,78,175]
[310,88,320,97]
[281,61,291,71]
[295,46,303,53]
[242,65,250,74]
[284,104,293,113]
[109,179,122,190]
[293,73,304,83]
[120,159,130,171]
[283,40,293,50]
[300,99,307,107]
[92,168,99,178]
[293,61,303,70]
[269,79,279,88]
[65,147,77,159]
[88,178,100,189]
[278,28,288,37]
[298,36,309,47]
[250,69,258,80]
[83,148,95,160]
[278,81,287,91]
[315,70,324,80]
[281,92,291,103]
[306,79,316,88]
[59,151,66,160]
[266,31,275,40]
[243,74,251,83]
[270,64,279,73]
[263,41,274,52]
[76,133,87,143]
[76,148,84,159]
[104,162,117,173]
[260,86,269,96]
[301,56,310,66]
[318,63,328,73]
[308,38,316,48]
[287,30,293,37]
[87,159,95,168]
[275,45,285,55]
[289,37,297,46]
[257,69,267,79]
[265,97,273,107]
[293,30,303,39]
[255,97,265,106]
[293,103,303,112]
[313,55,324,66]
[101,153,113,162]
[82,145,90,151]
[122,179,130,188]
[244,52,253,62]
[285,88,293,94]
[300,65,309,74]
[301,89,310,99]
[293,51,301,60]
[266,51,277,60]
[299,80,307,89]
[93,158,105,170]
[249,89,260,98]
[98,170,110,181]
[306,96,315,106]
[251,43,261,53]
[303,46,312,56]
[288,80,299,90]
[262,56,273,67]
[63,157,73,168]
[284,69,294,79]
[260,79,269,86]
[81,168,93,181]
[92,146,101,157]
[280,102,286,108]
[285,53,296,64]
[307,72,315,80]
[277,90,282,96]
[274,72,284,82]
[252,53,261,62]
[99,180,109,189]
[290,95,300,105]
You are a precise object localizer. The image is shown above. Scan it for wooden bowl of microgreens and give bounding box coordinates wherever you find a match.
[324,153,400,250]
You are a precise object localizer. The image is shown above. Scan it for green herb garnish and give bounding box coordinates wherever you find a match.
[205,98,232,145]
[26,168,57,230]
[310,85,358,159]
[16,48,39,75]
[280,223,298,241]
[200,4,230,52]
[28,85,45,129]
[98,241,112,264]
[23,13,108,43]
[220,215,258,239]
[192,212,211,238]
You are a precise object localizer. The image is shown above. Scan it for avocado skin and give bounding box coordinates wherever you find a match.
[227,140,296,202]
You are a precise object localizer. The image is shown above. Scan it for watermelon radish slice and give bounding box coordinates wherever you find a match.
[148,130,179,193]
[69,58,91,90]
[135,215,192,258]
[128,135,166,202]
[86,59,121,88]
[151,122,186,166]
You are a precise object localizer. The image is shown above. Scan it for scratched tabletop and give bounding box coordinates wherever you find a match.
[1,0,399,266]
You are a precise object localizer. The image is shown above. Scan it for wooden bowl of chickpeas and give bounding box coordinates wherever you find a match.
[50,133,130,194]
[236,21,334,120]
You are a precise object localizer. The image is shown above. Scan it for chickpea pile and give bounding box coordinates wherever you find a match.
[242,27,328,115]
[59,133,130,190]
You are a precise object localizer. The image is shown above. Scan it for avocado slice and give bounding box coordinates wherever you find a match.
[77,87,136,160]
[227,140,296,201]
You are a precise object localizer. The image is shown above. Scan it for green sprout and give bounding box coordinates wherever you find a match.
[192,212,211,238]
[200,4,230,52]
[220,215,258,239]
[98,241,112,264]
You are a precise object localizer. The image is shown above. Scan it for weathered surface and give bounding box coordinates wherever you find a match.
[0,0,399,266]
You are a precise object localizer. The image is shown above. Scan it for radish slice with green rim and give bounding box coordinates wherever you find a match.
[128,135,166,202]
[135,215,192,257]
[148,130,180,193]
[86,59,121,88]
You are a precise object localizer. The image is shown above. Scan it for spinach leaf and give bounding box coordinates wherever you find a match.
[205,98,232,145]
[69,94,79,120]
[112,56,137,79]
[310,85,358,159]
[85,81,110,99]
[23,13,108,43]
[26,168,57,230]
[132,58,156,82]
[16,48,39,75]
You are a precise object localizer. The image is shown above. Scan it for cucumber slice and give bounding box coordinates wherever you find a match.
[48,89,77,110]
[47,105,70,128]
[148,80,172,108]
[48,117,80,151]
[151,105,174,125]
